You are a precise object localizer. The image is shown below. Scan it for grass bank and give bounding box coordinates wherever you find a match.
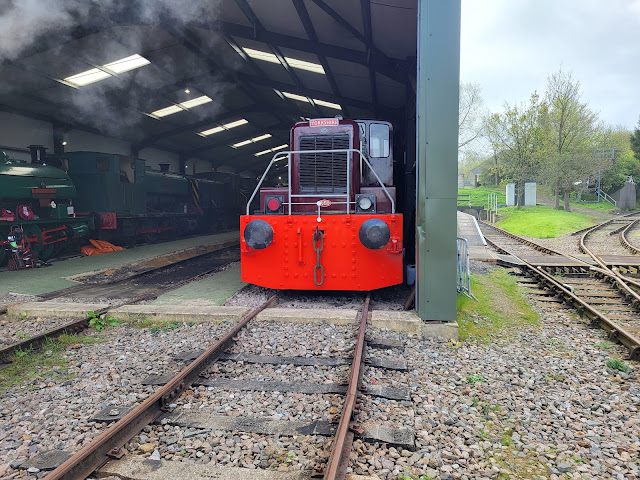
[496,205,599,238]
[458,186,505,209]
[457,268,539,342]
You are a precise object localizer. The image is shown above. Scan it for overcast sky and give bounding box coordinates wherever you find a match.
[460,0,640,130]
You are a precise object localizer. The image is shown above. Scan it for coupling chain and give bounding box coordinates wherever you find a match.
[312,226,324,286]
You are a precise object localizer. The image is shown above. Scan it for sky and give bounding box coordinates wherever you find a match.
[460,0,640,130]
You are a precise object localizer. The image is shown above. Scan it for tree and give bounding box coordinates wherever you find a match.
[539,69,598,211]
[486,93,547,207]
[632,119,640,162]
[458,82,486,150]
[599,124,639,192]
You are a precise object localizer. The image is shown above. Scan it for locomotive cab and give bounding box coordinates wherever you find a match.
[241,118,403,291]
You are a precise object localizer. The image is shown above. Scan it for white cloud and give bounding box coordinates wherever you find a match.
[461,0,640,129]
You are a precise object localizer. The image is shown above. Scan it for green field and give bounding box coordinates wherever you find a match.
[496,205,599,238]
[458,186,505,209]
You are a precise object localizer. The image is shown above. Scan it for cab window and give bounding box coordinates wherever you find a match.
[369,123,390,158]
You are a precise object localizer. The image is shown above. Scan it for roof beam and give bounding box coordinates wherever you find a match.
[132,106,257,152]
[360,0,378,116]
[196,21,407,84]
[184,125,291,159]
[291,0,350,118]
[233,0,323,117]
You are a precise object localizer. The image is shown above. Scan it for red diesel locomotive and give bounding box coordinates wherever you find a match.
[241,118,403,290]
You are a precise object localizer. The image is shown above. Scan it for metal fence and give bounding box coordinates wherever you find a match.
[457,236,477,300]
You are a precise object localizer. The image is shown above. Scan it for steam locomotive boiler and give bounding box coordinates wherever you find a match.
[241,118,403,290]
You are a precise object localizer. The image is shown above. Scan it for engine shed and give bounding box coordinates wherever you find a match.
[0,0,460,322]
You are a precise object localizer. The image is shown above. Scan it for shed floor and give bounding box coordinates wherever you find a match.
[0,231,238,297]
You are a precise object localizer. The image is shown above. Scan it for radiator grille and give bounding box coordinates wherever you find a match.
[298,134,350,194]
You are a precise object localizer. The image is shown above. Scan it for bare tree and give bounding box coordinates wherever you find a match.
[459,82,486,150]
[540,69,598,211]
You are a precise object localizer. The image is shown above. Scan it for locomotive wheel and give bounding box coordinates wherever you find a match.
[21,224,54,260]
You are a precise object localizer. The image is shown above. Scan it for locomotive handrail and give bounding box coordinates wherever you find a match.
[246,148,395,215]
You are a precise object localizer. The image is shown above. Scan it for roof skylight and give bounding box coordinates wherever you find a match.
[64,54,150,87]
[280,91,342,111]
[104,54,151,74]
[314,99,342,110]
[282,91,310,103]
[255,144,289,157]
[149,95,213,119]
[243,47,325,74]
[232,133,272,148]
[199,118,248,137]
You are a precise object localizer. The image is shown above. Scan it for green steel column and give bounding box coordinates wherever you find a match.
[415,0,460,321]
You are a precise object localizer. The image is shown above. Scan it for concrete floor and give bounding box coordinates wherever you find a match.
[0,231,238,296]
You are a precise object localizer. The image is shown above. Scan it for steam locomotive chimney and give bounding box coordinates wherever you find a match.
[28,145,47,164]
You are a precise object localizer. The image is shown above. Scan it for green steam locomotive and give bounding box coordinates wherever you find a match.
[0,147,245,265]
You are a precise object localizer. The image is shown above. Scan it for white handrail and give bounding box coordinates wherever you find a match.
[246,148,395,215]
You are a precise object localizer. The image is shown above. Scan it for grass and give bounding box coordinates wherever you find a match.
[458,186,505,209]
[457,268,539,342]
[122,316,195,331]
[496,205,599,238]
[0,333,101,393]
[571,200,619,212]
[606,358,630,372]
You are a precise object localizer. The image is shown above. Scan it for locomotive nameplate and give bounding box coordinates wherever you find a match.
[310,118,339,127]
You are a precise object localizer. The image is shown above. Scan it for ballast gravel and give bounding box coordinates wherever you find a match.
[0,322,232,479]
[1,286,638,479]
[0,315,76,348]
[349,299,639,479]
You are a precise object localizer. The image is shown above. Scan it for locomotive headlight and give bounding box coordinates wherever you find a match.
[359,218,390,249]
[358,196,372,210]
[355,193,376,213]
[244,219,274,249]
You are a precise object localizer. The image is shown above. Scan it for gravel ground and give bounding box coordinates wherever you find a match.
[123,319,356,473]
[0,322,231,478]
[0,293,37,307]
[349,296,639,479]
[0,315,78,348]
[2,283,639,480]
[225,284,410,311]
[524,232,584,257]
[583,223,638,257]
[227,322,356,357]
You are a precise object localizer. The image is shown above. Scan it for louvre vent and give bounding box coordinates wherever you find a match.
[298,134,350,194]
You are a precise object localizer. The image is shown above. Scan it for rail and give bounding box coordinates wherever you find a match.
[483,222,640,360]
[323,294,370,479]
[44,295,277,480]
[456,237,476,300]
[246,148,395,215]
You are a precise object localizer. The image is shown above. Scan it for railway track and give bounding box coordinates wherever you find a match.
[0,246,240,365]
[34,295,410,480]
[481,221,640,360]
